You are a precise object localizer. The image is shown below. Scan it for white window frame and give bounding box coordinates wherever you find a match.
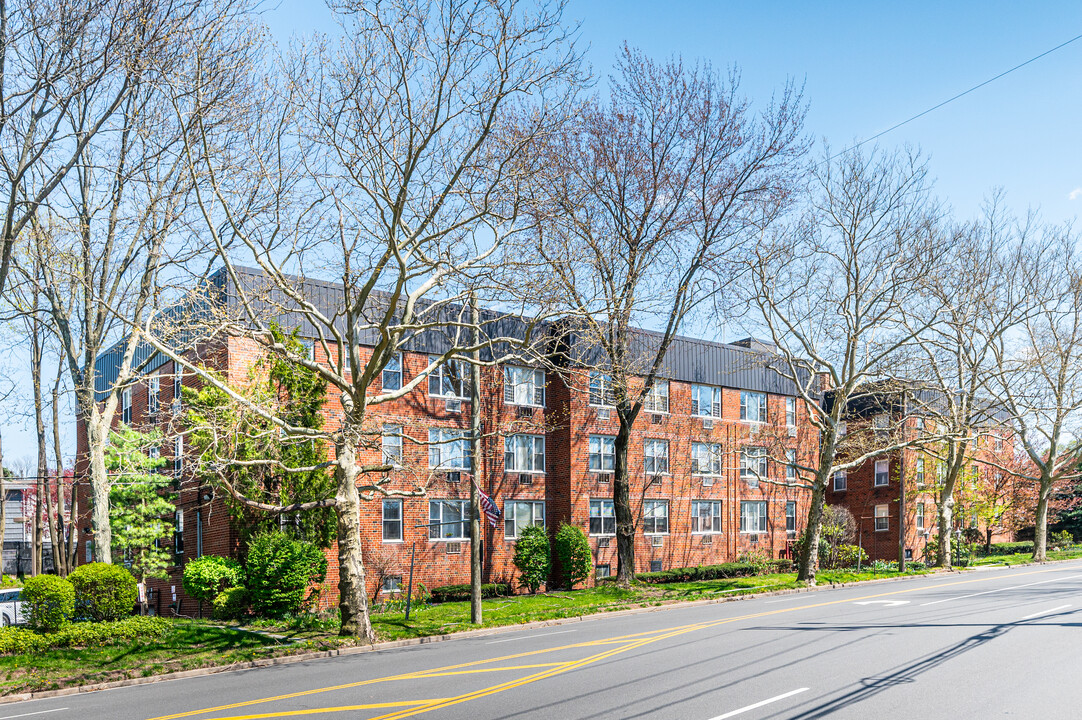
[874,504,889,532]
[643,380,669,414]
[740,391,767,423]
[504,501,545,539]
[644,439,670,475]
[428,355,470,399]
[429,499,469,540]
[740,446,767,487]
[786,449,798,480]
[691,500,722,534]
[504,366,545,407]
[428,428,472,470]
[147,374,160,417]
[381,575,403,594]
[382,353,402,391]
[173,435,183,477]
[505,434,545,473]
[874,459,890,487]
[174,510,184,554]
[588,435,615,473]
[589,372,615,408]
[589,499,615,536]
[121,387,132,425]
[382,425,403,467]
[916,457,925,486]
[382,499,403,542]
[642,500,669,535]
[691,384,722,418]
[691,442,724,476]
[785,396,797,427]
[833,469,847,492]
[916,502,925,531]
[740,500,768,534]
[837,421,847,437]
[786,500,797,534]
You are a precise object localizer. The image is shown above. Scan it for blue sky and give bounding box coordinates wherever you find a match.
[5,2,1082,461]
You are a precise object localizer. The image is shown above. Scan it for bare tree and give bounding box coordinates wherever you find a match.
[748,146,938,585]
[990,228,1082,561]
[138,0,581,641]
[522,46,807,584]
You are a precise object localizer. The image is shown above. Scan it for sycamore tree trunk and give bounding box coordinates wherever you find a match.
[1033,474,1052,562]
[613,411,635,585]
[84,412,113,564]
[797,476,828,584]
[334,440,374,642]
[937,495,955,568]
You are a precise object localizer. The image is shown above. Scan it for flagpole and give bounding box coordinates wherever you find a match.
[469,293,483,625]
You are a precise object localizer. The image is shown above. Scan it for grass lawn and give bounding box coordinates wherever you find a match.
[970,546,1082,567]
[0,620,344,696]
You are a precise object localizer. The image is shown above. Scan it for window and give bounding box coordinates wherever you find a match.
[589,499,615,535]
[428,428,472,470]
[650,560,662,572]
[691,500,722,534]
[382,353,402,391]
[644,380,669,413]
[382,425,403,467]
[692,384,722,417]
[740,447,767,487]
[874,413,889,437]
[914,416,925,432]
[786,501,797,534]
[504,501,545,538]
[429,499,469,540]
[837,421,847,437]
[994,434,1004,452]
[383,499,403,542]
[596,564,611,578]
[786,397,796,427]
[691,442,723,476]
[86,541,93,563]
[382,575,402,594]
[786,449,797,480]
[589,372,615,407]
[505,366,545,407]
[175,510,184,554]
[643,500,669,534]
[875,460,889,487]
[740,391,767,423]
[302,341,315,361]
[339,343,352,371]
[833,469,847,491]
[148,374,160,418]
[122,387,132,424]
[644,439,669,475]
[589,435,615,472]
[149,446,160,460]
[428,355,470,399]
[916,502,925,531]
[173,436,183,478]
[874,504,889,531]
[916,458,925,486]
[740,501,767,533]
[505,434,545,473]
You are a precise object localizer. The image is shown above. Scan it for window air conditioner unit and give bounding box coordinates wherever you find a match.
[749,534,759,544]
[651,414,662,424]
[445,398,462,412]
[597,473,610,484]
[445,542,462,554]
[516,405,533,418]
[650,475,663,486]
[788,426,797,437]
[702,418,714,430]
[651,536,663,547]
[598,537,611,548]
[445,471,461,484]
[749,423,760,436]
[701,476,714,487]
[597,408,611,420]
[701,534,713,545]
[518,473,534,486]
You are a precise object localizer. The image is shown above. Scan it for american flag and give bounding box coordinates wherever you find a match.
[478,488,501,528]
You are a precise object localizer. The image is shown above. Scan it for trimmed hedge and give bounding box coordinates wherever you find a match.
[554,523,592,589]
[0,616,172,655]
[634,560,793,585]
[512,525,550,593]
[430,583,511,603]
[213,586,250,620]
[983,541,1034,556]
[22,574,75,632]
[68,563,138,621]
[245,533,327,618]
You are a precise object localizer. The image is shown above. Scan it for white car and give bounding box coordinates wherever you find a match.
[0,589,24,626]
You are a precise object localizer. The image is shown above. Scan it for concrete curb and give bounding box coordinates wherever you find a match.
[1,562,1059,705]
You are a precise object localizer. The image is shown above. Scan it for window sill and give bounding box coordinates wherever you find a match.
[506,403,544,409]
[381,539,405,544]
[690,531,720,536]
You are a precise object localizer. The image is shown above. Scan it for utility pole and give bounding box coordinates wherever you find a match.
[469,294,483,624]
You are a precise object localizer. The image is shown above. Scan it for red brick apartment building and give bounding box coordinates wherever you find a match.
[826,386,1016,564]
[77,270,818,614]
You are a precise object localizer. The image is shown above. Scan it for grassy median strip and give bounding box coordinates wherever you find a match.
[969,547,1082,567]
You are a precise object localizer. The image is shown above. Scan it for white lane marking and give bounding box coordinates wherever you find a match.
[764,596,804,604]
[0,709,70,719]
[707,688,810,719]
[485,629,577,644]
[853,600,910,607]
[1021,604,1072,620]
[920,573,1082,606]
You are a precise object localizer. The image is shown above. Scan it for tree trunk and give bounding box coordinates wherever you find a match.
[31,317,46,576]
[0,429,5,574]
[469,296,482,623]
[85,413,113,564]
[937,495,954,568]
[797,477,827,584]
[334,441,374,642]
[1033,476,1051,562]
[985,527,992,555]
[50,375,67,575]
[612,412,635,585]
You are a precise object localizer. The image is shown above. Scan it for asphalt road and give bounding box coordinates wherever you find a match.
[7,561,1082,720]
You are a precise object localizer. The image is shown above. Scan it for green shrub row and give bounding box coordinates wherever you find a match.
[982,541,1035,556]
[0,616,171,655]
[22,563,139,631]
[634,559,793,585]
[429,583,512,603]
